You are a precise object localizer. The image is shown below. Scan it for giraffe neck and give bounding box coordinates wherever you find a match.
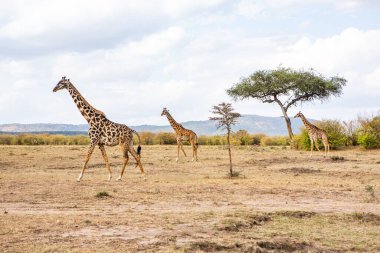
[300,114,315,130]
[67,83,105,124]
[165,112,181,132]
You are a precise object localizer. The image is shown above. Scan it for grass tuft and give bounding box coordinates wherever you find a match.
[257,239,311,252]
[186,241,238,252]
[273,210,316,219]
[331,156,345,161]
[364,184,376,201]
[350,212,380,224]
[95,191,111,198]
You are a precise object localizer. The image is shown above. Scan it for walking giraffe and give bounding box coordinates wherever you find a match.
[294,111,330,157]
[53,77,146,181]
[161,108,198,162]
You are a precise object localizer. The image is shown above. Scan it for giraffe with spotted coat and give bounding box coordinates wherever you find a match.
[53,77,146,181]
[294,111,330,157]
[161,108,198,162]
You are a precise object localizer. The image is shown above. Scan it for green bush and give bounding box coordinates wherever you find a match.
[317,120,347,148]
[231,130,251,145]
[0,134,90,145]
[139,132,156,145]
[260,136,290,146]
[154,132,177,145]
[292,129,311,150]
[357,133,380,149]
[251,133,266,145]
[357,116,380,149]
[294,120,347,150]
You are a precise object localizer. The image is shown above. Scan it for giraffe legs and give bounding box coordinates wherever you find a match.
[326,143,330,157]
[117,144,129,181]
[99,144,112,181]
[176,138,186,162]
[323,142,328,157]
[176,142,180,162]
[129,146,146,180]
[190,139,198,162]
[77,142,97,182]
[309,137,314,157]
[180,143,187,157]
[314,139,321,152]
[322,136,330,157]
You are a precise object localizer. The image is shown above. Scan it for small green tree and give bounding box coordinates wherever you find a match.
[232,130,251,145]
[357,115,380,149]
[227,67,347,143]
[209,102,241,177]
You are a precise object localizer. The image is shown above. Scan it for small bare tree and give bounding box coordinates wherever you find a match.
[209,102,241,177]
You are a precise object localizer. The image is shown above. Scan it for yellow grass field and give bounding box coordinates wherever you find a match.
[0,145,379,252]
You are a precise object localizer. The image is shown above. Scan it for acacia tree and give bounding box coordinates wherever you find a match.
[227,67,347,141]
[210,102,241,177]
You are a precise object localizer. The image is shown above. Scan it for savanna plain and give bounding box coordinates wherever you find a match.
[0,145,379,252]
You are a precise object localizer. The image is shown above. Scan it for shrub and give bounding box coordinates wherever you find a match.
[199,135,227,145]
[139,132,155,145]
[357,116,380,149]
[95,191,110,198]
[0,134,90,145]
[154,132,177,145]
[231,130,251,145]
[261,136,290,146]
[293,120,347,150]
[357,133,380,149]
[317,120,347,148]
[292,129,310,150]
[197,135,208,145]
[251,133,266,145]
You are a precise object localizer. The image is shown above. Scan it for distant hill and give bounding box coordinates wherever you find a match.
[0,115,305,136]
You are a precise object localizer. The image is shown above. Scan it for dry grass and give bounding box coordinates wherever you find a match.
[0,145,379,252]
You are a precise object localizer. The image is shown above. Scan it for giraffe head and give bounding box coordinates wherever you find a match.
[53,76,71,92]
[294,111,303,118]
[161,107,169,116]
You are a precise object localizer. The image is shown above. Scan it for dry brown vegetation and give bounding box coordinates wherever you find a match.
[0,145,379,252]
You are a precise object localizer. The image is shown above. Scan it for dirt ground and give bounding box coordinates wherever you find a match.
[0,145,379,252]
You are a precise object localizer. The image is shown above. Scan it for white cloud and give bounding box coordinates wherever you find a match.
[0,1,380,125]
[51,26,184,81]
[0,0,222,39]
[235,0,376,19]
[276,28,380,73]
[364,67,380,92]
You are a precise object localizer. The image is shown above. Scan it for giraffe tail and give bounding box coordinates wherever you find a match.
[132,129,142,157]
[195,134,199,147]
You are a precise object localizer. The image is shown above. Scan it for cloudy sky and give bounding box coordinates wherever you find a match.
[0,0,379,125]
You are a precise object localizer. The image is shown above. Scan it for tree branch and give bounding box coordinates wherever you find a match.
[284,92,318,111]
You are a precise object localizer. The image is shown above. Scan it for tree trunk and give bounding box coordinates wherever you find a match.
[274,98,294,144]
[227,128,233,177]
[284,115,294,140]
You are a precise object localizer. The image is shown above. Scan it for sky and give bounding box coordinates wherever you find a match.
[0,0,380,125]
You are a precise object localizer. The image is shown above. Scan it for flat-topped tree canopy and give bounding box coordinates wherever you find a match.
[227,67,347,140]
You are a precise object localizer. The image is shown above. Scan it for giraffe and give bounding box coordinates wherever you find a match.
[161,108,198,162]
[53,77,146,182]
[294,111,330,157]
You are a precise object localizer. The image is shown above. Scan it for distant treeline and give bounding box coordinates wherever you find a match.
[0,131,87,136]
[0,131,289,146]
[0,134,90,145]
[1,114,379,149]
